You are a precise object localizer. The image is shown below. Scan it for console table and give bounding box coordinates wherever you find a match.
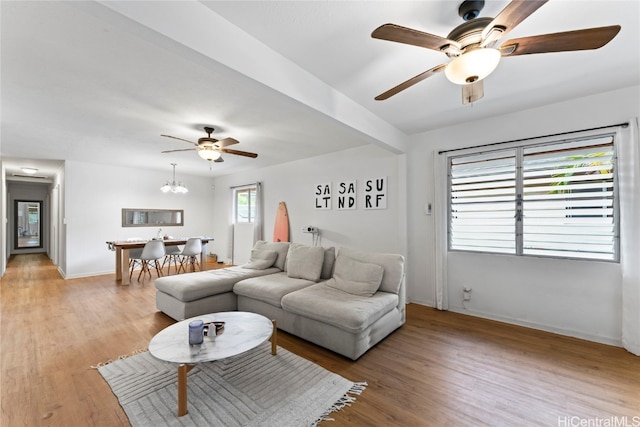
[106,238,214,285]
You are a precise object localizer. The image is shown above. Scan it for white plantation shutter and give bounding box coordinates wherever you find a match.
[450,150,517,254]
[522,137,616,260]
[449,134,618,261]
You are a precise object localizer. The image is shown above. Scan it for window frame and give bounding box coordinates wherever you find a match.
[447,132,620,262]
[233,185,257,224]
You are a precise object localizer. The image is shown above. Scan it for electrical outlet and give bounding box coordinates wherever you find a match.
[463,287,472,301]
[302,226,318,234]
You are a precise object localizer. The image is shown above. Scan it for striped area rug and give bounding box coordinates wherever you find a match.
[97,343,366,426]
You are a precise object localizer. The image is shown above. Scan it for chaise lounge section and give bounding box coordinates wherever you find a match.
[154,241,405,360]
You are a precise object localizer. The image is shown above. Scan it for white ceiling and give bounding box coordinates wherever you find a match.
[2,1,638,180]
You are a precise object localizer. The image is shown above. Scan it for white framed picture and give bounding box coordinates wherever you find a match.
[363,177,387,210]
[314,182,332,209]
[337,180,357,210]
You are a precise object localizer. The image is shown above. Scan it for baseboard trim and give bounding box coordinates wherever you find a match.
[447,305,622,348]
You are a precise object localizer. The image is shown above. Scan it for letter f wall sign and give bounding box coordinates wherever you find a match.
[314,177,387,210]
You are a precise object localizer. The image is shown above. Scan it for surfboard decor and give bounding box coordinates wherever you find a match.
[273,201,290,242]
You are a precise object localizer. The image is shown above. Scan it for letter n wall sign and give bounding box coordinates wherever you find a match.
[314,177,387,210]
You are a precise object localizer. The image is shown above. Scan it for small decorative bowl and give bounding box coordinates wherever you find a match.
[204,321,225,339]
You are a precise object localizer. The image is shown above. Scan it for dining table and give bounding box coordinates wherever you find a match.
[106,237,214,285]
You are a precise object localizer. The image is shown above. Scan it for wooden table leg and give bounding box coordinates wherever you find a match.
[177,364,194,416]
[271,320,277,355]
[121,248,130,285]
[115,248,123,281]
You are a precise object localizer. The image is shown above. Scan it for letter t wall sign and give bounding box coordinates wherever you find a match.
[314,177,387,210]
[314,183,332,210]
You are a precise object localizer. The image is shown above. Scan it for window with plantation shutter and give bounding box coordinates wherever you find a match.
[450,150,517,254]
[449,134,618,262]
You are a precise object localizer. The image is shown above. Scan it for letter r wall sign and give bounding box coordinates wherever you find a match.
[363,176,387,210]
[314,177,387,210]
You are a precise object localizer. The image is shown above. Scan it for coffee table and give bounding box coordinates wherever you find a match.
[149,311,277,416]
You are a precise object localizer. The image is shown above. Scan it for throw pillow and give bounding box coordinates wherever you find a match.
[286,242,325,282]
[253,241,290,270]
[326,255,384,297]
[242,249,278,270]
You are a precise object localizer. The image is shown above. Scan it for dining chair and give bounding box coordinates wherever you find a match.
[126,238,145,281]
[177,238,202,274]
[138,239,166,281]
[162,244,182,275]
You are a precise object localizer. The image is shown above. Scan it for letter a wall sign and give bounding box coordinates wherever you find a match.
[314,183,331,210]
[314,177,387,210]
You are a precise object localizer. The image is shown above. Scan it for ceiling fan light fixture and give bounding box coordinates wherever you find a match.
[444,47,501,85]
[197,147,222,161]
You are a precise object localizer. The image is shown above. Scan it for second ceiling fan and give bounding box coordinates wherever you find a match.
[161,127,258,162]
[372,0,621,103]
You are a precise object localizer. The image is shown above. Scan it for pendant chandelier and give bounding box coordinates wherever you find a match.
[160,163,188,194]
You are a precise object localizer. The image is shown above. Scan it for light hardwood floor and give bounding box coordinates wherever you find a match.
[1,254,638,426]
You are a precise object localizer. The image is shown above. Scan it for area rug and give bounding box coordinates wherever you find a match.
[96,342,366,427]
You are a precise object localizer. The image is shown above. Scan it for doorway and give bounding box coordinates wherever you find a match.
[14,200,43,250]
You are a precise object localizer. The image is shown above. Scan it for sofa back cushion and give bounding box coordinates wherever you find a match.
[242,249,278,270]
[326,255,383,297]
[321,246,336,280]
[253,241,290,271]
[286,242,325,282]
[337,247,405,294]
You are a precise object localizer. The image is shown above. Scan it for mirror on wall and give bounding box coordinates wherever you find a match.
[122,209,184,227]
[15,200,43,249]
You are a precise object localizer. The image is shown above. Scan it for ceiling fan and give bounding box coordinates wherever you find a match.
[161,127,258,162]
[372,0,621,104]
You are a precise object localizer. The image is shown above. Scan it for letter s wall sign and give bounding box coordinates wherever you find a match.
[363,176,387,210]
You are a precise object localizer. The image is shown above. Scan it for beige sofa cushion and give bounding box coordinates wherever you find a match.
[320,247,336,280]
[154,266,279,302]
[253,241,290,270]
[337,247,405,294]
[326,255,383,297]
[281,283,399,333]
[242,249,277,270]
[286,243,325,282]
[234,272,315,307]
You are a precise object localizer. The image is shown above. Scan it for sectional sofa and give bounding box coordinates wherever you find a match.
[154,241,405,360]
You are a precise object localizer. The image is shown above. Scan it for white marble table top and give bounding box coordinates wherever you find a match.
[149,311,273,364]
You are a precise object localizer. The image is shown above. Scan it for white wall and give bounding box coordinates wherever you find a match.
[1,161,6,276]
[63,160,215,278]
[406,85,640,345]
[209,144,407,264]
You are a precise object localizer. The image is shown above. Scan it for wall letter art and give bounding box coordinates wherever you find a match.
[337,180,357,210]
[363,176,387,210]
[314,183,332,209]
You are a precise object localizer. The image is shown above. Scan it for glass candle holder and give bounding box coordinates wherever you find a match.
[188,319,204,345]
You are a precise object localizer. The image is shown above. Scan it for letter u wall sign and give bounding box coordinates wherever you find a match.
[314,177,387,210]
